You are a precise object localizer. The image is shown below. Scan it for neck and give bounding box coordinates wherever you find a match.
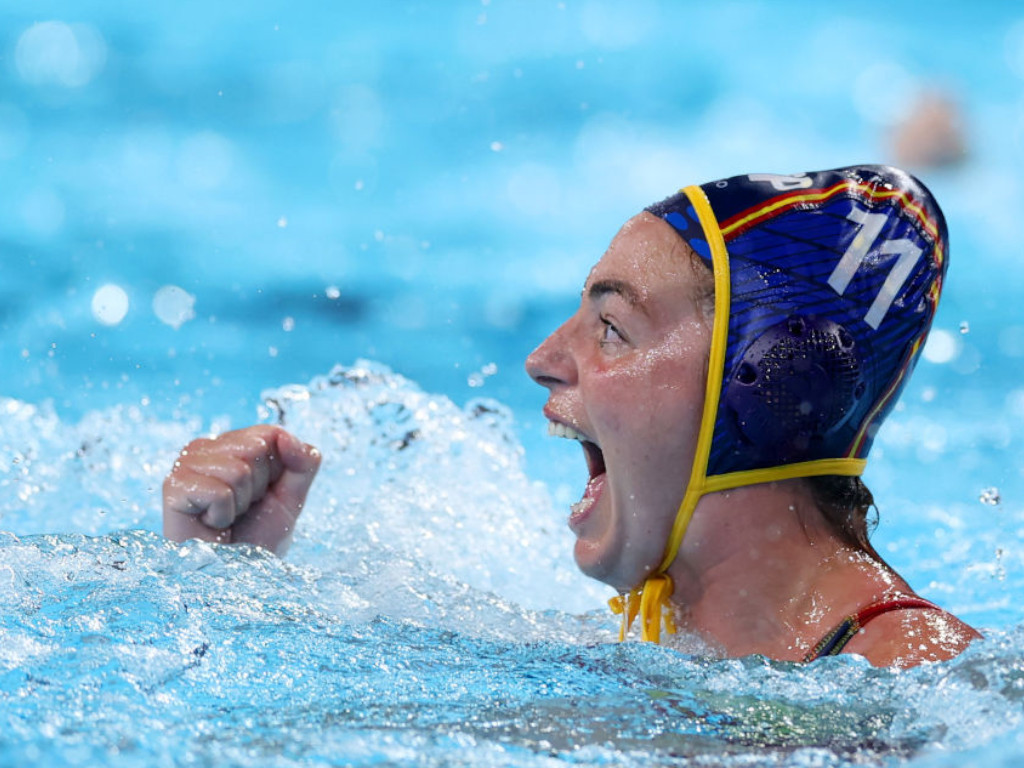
[664,481,910,660]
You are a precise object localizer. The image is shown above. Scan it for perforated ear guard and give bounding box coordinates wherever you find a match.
[724,314,866,464]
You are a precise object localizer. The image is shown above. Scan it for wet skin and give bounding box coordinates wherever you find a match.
[525,213,711,593]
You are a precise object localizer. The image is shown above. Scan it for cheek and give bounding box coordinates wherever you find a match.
[584,321,709,451]
[593,366,700,467]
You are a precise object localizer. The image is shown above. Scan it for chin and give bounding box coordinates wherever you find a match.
[573,541,613,586]
[573,542,641,593]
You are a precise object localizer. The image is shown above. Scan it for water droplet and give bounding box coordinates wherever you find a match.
[152,285,195,329]
[979,487,1001,506]
[15,21,107,88]
[923,328,957,364]
[91,284,129,326]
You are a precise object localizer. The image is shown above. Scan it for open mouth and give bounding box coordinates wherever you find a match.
[548,421,607,524]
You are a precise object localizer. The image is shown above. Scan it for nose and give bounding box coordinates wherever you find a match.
[525,319,576,390]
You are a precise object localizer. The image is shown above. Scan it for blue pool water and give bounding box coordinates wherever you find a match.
[2,2,1024,765]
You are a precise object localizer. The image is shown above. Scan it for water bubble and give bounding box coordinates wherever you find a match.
[91,284,130,326]
[468,363,497,388]
[979,487,1001,506]
[490,141,504,152]
[325,286,341,300]
[152,285,195,329]
[922,328,958,364]
[277,216,288,228]
[282,317,295,332]
[15,21,107,88]
[959,320,970,334]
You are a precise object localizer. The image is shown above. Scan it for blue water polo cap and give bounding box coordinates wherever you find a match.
[647,165,947,479]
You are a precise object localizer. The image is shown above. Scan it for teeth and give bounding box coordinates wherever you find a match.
[570,497,595,517]
[548,421,587,442]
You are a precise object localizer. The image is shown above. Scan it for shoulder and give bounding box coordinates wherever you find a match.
[841,605,981,668]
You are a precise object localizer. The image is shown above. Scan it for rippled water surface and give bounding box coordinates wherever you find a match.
[2,1,1024,766]
[1,365,1023,767]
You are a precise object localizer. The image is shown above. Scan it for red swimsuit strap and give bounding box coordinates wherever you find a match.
[853,597,940,627]
[805,596,942,661]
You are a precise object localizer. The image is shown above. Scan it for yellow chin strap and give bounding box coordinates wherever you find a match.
[610,186,866,643]
[609,574,676,643]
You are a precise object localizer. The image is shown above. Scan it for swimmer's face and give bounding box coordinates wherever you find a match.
[526,213,712,592]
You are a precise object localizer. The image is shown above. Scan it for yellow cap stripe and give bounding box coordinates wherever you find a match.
[655,185,732,574]
[701,458,867,495]
[653,188,870,577]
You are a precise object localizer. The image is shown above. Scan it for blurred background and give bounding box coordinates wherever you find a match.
[0,1,1021,508]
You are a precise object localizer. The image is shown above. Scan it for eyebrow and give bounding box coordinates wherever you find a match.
[586,279,645,310]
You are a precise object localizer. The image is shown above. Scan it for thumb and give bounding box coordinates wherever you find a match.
[271,430,322,516]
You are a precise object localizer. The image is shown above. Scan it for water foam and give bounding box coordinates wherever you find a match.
[1,363,1023,767]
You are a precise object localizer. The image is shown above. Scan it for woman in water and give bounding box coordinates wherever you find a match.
[163,165,980,667]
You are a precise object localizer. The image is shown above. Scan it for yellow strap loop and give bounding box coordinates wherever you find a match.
[607,575,676,643]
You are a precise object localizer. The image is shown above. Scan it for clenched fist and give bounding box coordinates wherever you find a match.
[162,425,321,555]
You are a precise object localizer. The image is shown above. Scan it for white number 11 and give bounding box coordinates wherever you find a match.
[827,208,923,330]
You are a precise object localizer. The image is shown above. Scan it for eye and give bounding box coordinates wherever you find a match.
[600,317,624,346]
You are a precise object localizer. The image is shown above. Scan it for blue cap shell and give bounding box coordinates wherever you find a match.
[646,165,948,479]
